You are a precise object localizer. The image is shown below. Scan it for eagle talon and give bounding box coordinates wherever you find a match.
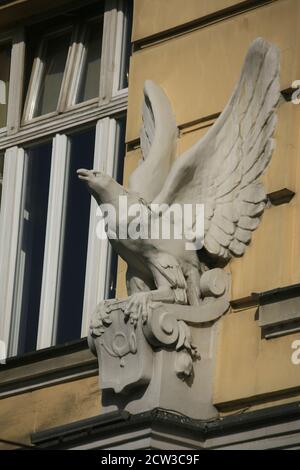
[123,292,152,327]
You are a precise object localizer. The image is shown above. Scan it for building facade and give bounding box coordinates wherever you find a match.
[1,0,300,450]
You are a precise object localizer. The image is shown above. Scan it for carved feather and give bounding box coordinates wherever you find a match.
[153,37,280,261]
[129,80,178,202]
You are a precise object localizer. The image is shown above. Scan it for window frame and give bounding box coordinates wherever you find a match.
[0,36,12,133]
[0,28,24,138]
[22,25,76,123]
[0,0,131,357]
[112,0,131,96]
[65,15,104,110]
[0,116,127,357]
[0,147,25,356]
[0,0,129,152]
[21,0,129,126]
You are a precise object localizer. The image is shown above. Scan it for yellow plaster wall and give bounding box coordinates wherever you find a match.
[132,0,243,41]
[0,376,100,449]
[214,308,300,409]
[127,0,299,143]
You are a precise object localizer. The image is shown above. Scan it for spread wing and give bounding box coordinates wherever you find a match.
[128,80,178,202]
[153,37,280,261]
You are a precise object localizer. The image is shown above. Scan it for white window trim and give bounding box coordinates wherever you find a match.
[0,91,128,151]
[99,0,118,105]
[0,147,25,354]
[0,26,26,137]
[23,25,75,123]
[65,26,89,110]
[81,117,117,337]
[0,30,15,135]
[36,134,69,350]
[66,16,104,109]
[57,23,81,113]
[9,150,30,355]
[112,0,130,96]
[6,27,25,136]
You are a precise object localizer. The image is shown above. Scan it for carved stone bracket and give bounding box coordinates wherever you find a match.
[89,269,230,418]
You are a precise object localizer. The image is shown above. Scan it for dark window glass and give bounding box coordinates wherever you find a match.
[0,42,11,127]
[33,31,71,117]
[105,117,126,299]
[54,128,95,344]
[76,18,103,103]
[14,143,52,355]
[118,0,132,90]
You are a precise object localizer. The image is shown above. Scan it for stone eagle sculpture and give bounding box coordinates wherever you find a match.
[77,38,280,388]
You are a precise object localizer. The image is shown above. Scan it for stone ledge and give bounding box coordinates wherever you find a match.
[256,283,300,339]
[0,338,97,398]
[230,283,300,339]
[30,401,300,450]
[132,0,274,50]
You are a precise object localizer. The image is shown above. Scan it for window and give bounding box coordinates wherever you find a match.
[11,143,52,355]
[105,117,126,300]
[116,0,132,90]
[75,19,103,104]
[0,0,132,358]
[23,5,105,121]
[30,30,72,119]
[54,128,96,345]
[22,0,131,123]
[0,42,11,129]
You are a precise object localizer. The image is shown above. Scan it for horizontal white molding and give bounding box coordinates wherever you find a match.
[0,92,128,151]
